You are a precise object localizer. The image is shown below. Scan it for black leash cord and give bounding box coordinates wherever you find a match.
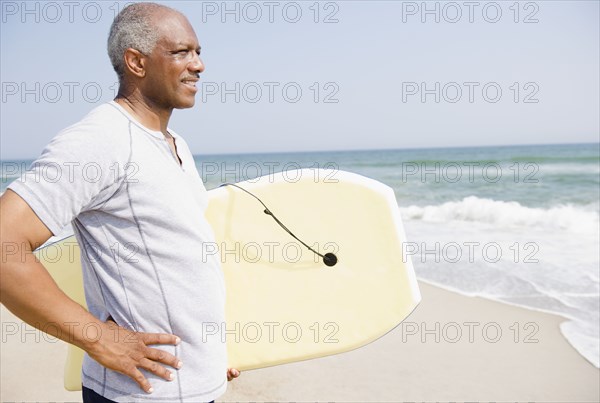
[219,182,338,267]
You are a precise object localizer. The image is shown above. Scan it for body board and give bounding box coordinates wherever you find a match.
[34,169,421,391]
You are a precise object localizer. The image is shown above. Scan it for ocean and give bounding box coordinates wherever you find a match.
[2,143,599,367]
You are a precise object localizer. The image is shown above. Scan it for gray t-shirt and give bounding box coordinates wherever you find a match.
[8,102,227,402]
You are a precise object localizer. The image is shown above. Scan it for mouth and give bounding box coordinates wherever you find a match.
[181,78,199,91]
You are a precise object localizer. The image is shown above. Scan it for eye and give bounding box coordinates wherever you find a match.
[170,48,200,58]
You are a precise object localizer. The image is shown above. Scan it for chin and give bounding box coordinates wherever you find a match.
[176,98,196,109]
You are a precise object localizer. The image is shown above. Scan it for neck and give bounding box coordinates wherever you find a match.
[115,85,172,134]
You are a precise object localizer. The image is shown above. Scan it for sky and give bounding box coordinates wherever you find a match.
[1,0,599,159]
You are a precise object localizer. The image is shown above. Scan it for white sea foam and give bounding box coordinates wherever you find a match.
[538,164,600,174]
[400,196,599,235]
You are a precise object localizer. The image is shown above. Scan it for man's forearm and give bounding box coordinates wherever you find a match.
[0,245,104,352]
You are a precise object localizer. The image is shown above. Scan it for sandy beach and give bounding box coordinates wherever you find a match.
[1,281,598,402]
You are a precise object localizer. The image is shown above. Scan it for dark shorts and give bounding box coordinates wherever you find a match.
[82,385,215,403]
[82,386,116,403]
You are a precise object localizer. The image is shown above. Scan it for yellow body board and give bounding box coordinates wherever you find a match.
[35,169,421,391]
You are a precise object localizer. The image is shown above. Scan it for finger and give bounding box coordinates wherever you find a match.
[145,347,183,369]
[227,368,240,381]
[140,332,181,346]
[129,367,153,394]
[138,357,175,382]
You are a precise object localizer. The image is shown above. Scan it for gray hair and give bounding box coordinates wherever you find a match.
[107,2,173,80]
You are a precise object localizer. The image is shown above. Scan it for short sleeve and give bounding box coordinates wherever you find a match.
[7,122,129,236]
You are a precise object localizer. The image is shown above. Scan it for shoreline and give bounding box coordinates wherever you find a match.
[417,277,600,368]
[1,281,598,402]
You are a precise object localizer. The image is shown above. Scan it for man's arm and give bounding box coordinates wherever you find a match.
[0,189,181,394]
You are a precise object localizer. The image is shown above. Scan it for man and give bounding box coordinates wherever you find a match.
[0,3,239,402]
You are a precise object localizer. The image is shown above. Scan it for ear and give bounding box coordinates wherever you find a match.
[123,48,146,78]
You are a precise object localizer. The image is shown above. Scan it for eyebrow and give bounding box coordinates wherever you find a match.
[172,42,201,49]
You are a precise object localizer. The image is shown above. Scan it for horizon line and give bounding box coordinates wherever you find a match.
[1,141,598,162]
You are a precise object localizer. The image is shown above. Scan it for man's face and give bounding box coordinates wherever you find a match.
[142,11,204,110]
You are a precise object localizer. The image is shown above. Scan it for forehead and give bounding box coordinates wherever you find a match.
[153,11,200,48]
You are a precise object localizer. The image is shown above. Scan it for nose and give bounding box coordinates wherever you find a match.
[190,52,204,73]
